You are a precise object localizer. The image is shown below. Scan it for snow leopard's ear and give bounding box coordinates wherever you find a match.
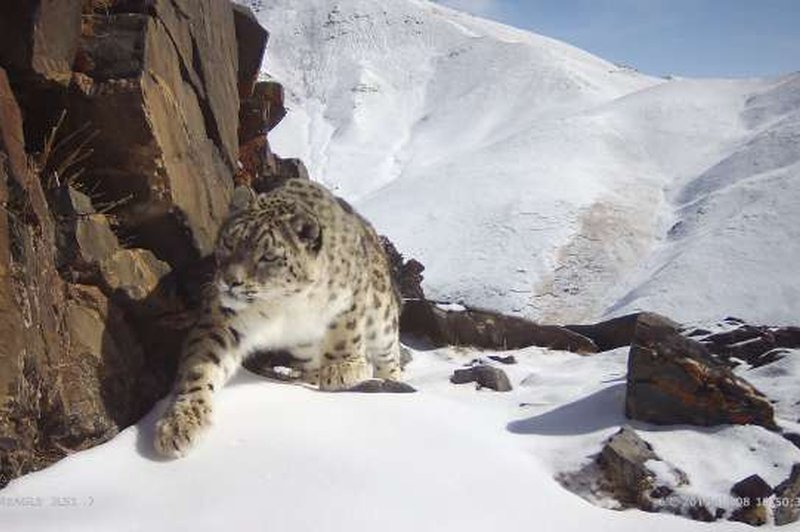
[290,211,322,253]
[229,185,256,214]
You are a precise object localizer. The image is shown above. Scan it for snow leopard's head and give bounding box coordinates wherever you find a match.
[214,186,325,308]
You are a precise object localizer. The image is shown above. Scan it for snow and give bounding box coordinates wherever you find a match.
[257,0,800,325]
[4,1,799,530]
[6,345,792,531]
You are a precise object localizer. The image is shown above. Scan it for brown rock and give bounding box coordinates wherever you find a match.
[0,0,82,85]
[1,66,73,485]
[68,0,239,268]
[239,80,286,141]
[233,5,269,99]
[99,248,171,302]
[625,313,777,429]
[401,299,597,353]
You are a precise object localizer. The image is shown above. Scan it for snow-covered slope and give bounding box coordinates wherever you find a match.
[6,346,797,531]
[251,0,800,325]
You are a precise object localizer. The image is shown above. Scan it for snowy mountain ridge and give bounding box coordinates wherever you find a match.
[253,0,800,325]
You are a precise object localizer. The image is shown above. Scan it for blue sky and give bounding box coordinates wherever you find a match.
[436,0,800,78]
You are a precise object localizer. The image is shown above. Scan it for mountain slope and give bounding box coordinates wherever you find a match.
[253,0,800,324]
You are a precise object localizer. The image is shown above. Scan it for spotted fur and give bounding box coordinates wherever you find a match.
[154,179,403,458]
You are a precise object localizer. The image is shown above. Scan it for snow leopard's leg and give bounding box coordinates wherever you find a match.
[154,311,245,458]
[318,310,372,391]
[366,295,403,381]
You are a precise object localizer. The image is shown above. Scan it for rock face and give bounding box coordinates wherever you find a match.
[625,313,777,430]
[0,0,282,487]
[70,0,240,268]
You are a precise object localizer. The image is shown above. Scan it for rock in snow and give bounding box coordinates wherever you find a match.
[625,313,777,430]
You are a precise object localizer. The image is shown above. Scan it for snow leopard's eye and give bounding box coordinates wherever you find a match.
[258,250,281,264]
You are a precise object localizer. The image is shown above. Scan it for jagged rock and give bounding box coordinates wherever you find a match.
[233,4,269,98]
[99,248,171,302]
[625,313,777,429]
[63,284,144,437]
[450,365,512,392]
[597,426,658,505]
[596,427,690,512]
[1,66,74,485]
[731,475,773,500]
[380,236,425,300]
[565,312,644,351]
[68,0,241,268]
[702,324,800,367]
[402,299,597,353]
[774,464,800,526]
[0,0,82,86]
[239,80,284,141]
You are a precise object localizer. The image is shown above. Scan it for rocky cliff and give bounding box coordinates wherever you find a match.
[0,0,300,486]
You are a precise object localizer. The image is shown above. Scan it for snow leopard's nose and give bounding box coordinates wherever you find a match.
[221,266,246,291]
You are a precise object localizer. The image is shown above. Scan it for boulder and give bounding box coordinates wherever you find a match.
[450,365,513,392]
[596,426,689,511]
[731,475,773,500]
[625,313,777,429]
[401,299,597,353]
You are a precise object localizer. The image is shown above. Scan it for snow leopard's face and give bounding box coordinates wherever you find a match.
[215,192,324,308]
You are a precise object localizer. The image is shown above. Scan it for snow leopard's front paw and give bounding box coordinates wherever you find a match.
[154,394,213,458]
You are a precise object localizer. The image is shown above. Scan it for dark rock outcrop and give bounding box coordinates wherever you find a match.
[401,299,597,353]
[565,312,644,352]
[625,313,777,429]
[380,236,425,301]
[699,324,800,368]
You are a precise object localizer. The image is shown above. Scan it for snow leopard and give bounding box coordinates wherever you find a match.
[154,179,404,458]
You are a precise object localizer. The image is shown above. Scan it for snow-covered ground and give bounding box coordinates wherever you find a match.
[254,0,800,325]
[5,345,796,531]
[4,1,799,530]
